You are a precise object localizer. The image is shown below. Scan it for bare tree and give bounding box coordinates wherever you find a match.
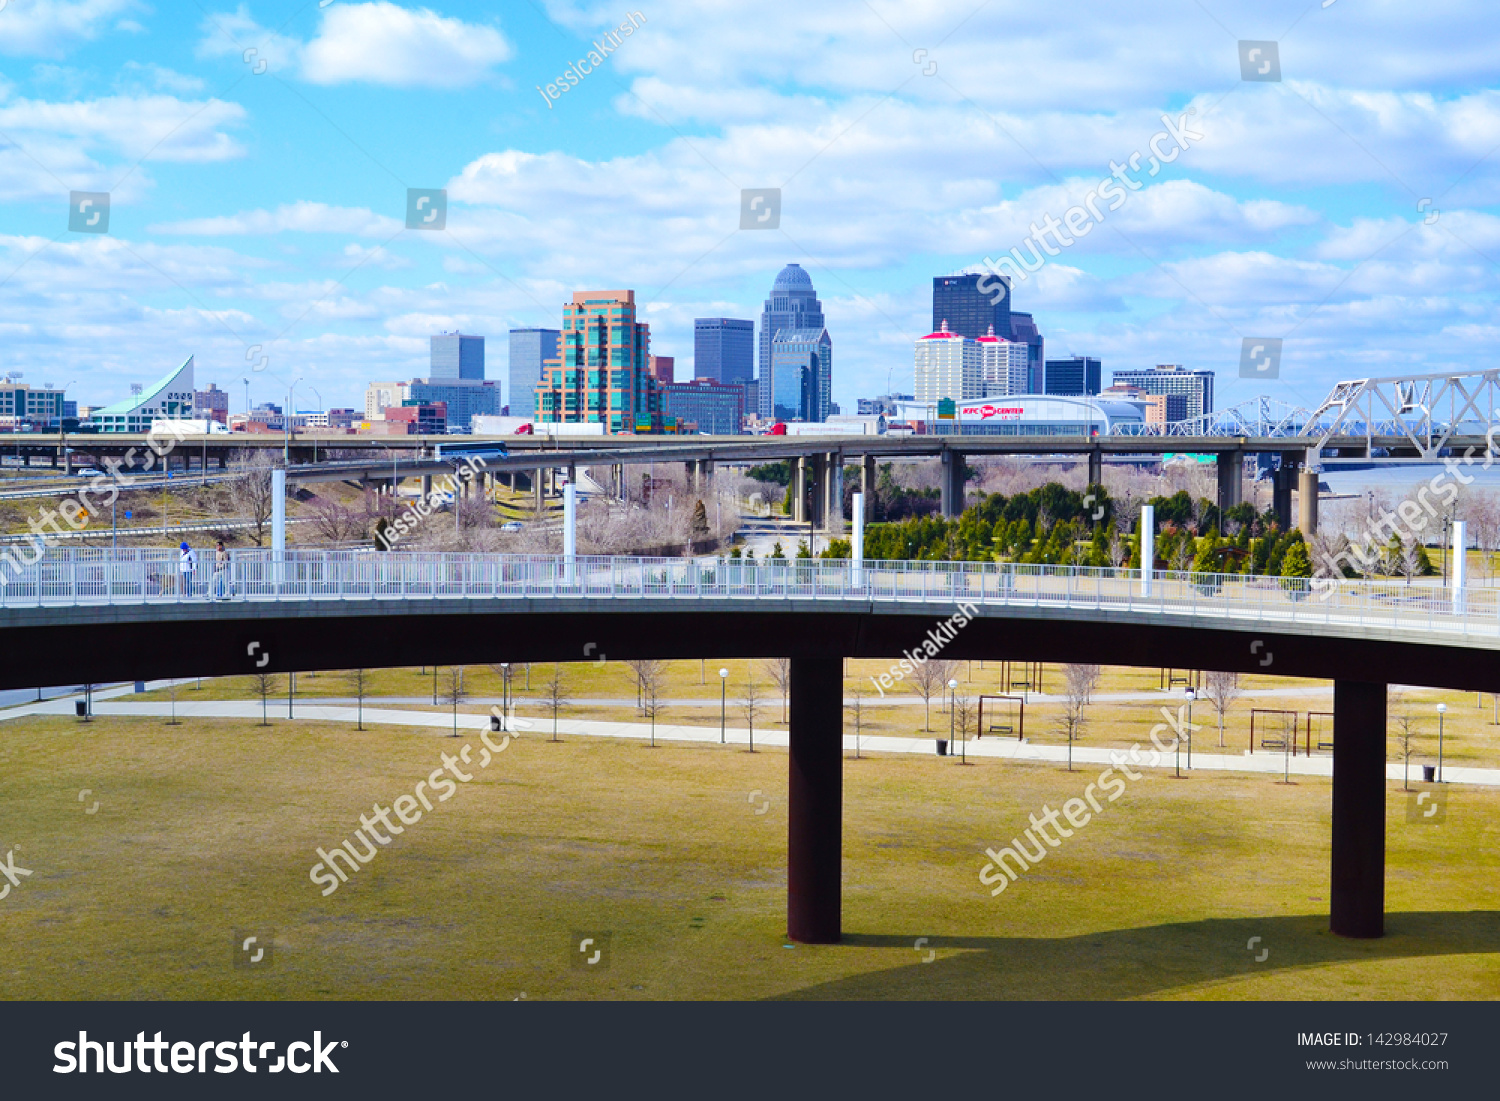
[310,494,367,544]
[230,452,279,547]
[637,660,667,747]
[1056,666,1095,771]
[910,658,956,732]
[1391,710,1423,791]
[764,657,791,724]
[252,671,279,726]
[441,665,469,738]
[1399,538,1422,584]
[846,685,865,759]
[542,664,569,742]
[953,688,975,761]
[625,659,658,712]
[1201,670,1243,748]
[345,668,370,731]
[740,673,763,752]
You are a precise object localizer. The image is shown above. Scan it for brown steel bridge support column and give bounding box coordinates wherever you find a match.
[1331,680,1386,938]
[788,657,843,944]
[1272,454,1296,531]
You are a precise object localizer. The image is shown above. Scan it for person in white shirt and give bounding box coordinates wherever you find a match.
[178,541,198,599]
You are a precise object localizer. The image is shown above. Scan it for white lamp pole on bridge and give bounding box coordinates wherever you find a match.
[1140,503,1155,597]
[852,491,865,587]
[1452,519,1467,615]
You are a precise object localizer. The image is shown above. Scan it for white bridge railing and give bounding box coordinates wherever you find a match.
[0,548,1497,643]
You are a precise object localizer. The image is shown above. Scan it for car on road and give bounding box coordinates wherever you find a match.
[500,521,523,533]
[76,468,106,478]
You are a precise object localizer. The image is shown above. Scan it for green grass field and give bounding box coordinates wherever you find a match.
[1,708,1497,1001]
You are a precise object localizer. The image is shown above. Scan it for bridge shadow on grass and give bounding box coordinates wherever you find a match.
[775,911,1500,1000]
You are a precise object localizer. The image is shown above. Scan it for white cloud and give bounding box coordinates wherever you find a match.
[151,202,403,237]
[0,0,138,58]
[197,2,513,88]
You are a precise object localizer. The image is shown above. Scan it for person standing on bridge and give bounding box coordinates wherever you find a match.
[211,540,231,601]
[178,541,198,600]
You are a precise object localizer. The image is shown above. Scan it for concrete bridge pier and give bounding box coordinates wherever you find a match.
[422,475,432,499]
[1331,680,1386,938]
[787,657,843,943]
[861,455,876,520]
[824,453,841,530]
[1216,451,1242,512]
[1299,467,1320,535]
[940,451,965,518]
[809,454,828,530]
[793,457,809,524]
[1272,455,1297,531]
[1086,448,1103,488]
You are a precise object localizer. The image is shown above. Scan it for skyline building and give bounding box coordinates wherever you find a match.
[89,356,195,433]
[768,327,832,422]
[508,328,559,419]
[914,321,981,404]
[1110,364,1214,422]
[694,317,755,385]
[663,377,745,435]
[535,289,666,433]
[932,273,1011,342]
[1008,311,1045,392]
[758,264,827,419]
[1044,356,1103,397]
[977,325,1030,397]
[430,332,485,381]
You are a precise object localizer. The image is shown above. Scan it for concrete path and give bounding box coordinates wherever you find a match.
[4,684,1495,788]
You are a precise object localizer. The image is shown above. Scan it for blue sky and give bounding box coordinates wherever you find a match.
[2,0,1499,419]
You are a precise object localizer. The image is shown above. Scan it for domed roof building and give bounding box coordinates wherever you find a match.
[758,264,831,422]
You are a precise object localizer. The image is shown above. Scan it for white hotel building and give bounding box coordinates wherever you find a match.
[916,321,1030,403]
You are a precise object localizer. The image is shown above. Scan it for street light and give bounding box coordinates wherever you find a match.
[719,667,729,743]
[1184,686,1196,771]
[1436,702,1447,782]
[948,678,958,762]
[284,377,303,465]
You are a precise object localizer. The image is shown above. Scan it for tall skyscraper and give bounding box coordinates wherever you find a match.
[534,290,666,433]
[1109,364,1214,421]
[768,327,832,422]
[430,332,485,380]
[1007,311,1045,392]
[508,328,559,418]
[932,273,1010,341]
[1044,356,1102,396]
[694,318,755,384]
[758,263,827,419]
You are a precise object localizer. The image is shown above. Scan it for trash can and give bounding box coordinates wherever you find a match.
[489,714,502,732]
[936,739,948,756]
[75,701,87,717]
[1422,765,1436,783]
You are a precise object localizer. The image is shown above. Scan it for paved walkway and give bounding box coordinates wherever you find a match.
[5,683,1496,788]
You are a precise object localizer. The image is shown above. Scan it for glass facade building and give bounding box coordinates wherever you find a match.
[508,329,559,418]
[758,264,828,420]
[694,318,755,384]
[430,332,485,381]
[768,327,832,422]
[534,290,668,433]
[932,273,1010,341]
[1044,356,1102,396]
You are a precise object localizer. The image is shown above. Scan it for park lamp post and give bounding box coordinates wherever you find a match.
[1436,702,1447,782]
[719,667,729,743]
[948,678,958,761]
[1184,686,1196,771]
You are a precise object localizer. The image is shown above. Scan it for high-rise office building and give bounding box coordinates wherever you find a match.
[648,355,675,384]
[663,378,745,434]
[1109,364,1214,422]
[759,264,827,419]
[768,327,832,422]
[932,273,1010,341]
[1044,356,1102,396]
[694,318,755,384]
[914,321,981,403]
[1007,312,1045,393]
[194,382,230,425]
[534,290,666,433]
[508,329,559,419]
[430,332,485,380]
